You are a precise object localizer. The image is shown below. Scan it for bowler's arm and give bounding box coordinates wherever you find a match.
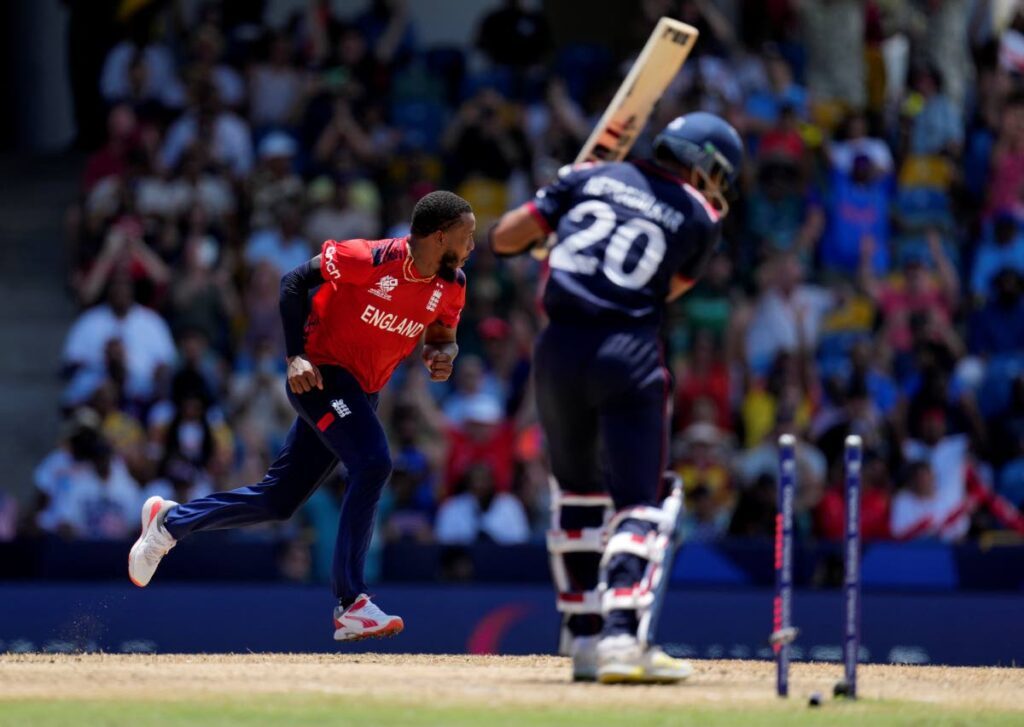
[422,322,459,382]
[280,255,325,392]
[489,203,550,257]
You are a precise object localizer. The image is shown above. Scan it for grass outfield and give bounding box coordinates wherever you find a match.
[3,654,1022,726]
[3,696,1023,726]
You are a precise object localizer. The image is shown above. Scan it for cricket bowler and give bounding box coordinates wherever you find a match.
[129,191,475,642]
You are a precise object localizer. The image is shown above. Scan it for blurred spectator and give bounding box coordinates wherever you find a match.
[33,409,140,540]
[62,274,176,403]
[986,93,1024,216]
[969,269,1024,356]
[435,465,529,545]
[444,394,517,495]
[277,537,314,584]
[817,451,891,541]
[245,204,313,275]
[300,470,345,586]
[526,78,589,176]
[160,81,254,177]
[822,132,893,275]
[229,338,293,457]
[170,233,238,351]
[741,351,817,450]
[136,149,236,222]
[674,330,731,431]
[476,0,552,69]
[142,458,212,508]
[746,149,824,262]
[443,89,531,191]
[673,251,735,351]
[681,483,730,542]
[799,0,865,113]
[745,253,833,374]
[744,47,807,129]
[248,33,305,130]
[100,15,185,110]
[75,220,172,306]
[249,132,304,231]
[896,410,971,541]
[82,105,141,192]
[728,473,777,538]
[735,410,827,514]
[188,25,245,110]
[890,460,967,542]
[354,0,416,72]
[240,263,286,360]
[861,230,959,356]
[907,65,964,157]
[304,176,379,245]
[993,377,1024,506]
[378,454,435,544]
[89,377,148,481]
[442,355,503,425]
[674,423,734,540]
[971,212,1024,299]
[311,96,375,167]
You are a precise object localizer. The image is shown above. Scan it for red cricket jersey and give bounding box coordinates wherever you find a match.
[304,237,466,393]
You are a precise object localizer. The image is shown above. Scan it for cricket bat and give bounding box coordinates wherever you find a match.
[533,18,698,258]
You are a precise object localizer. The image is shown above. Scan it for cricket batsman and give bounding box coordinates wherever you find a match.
[129,191,475,642]
[491,112,742,683]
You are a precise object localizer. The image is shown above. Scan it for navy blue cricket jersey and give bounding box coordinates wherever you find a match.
[527,160,722,325]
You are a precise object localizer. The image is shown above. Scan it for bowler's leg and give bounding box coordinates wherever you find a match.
[164,417,338,540]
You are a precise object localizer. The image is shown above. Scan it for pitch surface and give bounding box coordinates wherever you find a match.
[2,653,1022,725]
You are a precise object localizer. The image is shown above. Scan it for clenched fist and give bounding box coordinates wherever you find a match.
[422,343,458,382]
[287,354,323,394]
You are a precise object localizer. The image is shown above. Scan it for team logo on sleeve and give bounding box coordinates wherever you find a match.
[368,275,399,301]
[426,286,442,312]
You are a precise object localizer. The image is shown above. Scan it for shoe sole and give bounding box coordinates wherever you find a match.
[333,620,404,643]
[597,667,692,685]
[128,496,165,588]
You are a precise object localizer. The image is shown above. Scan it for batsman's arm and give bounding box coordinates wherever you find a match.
[422,322,459,382]
[666,223,721,302]
[280,256,325,393]
[488,202,550,257]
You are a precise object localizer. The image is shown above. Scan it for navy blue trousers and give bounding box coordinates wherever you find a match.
[535,321,671,637]
[163,365,390,603]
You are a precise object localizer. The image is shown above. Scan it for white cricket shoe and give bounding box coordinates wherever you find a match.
[596,634,693,684]
[571,635,600,682]
[333,594,404,642]
[128,496,178,587]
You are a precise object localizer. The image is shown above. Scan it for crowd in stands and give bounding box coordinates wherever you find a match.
[17,0,1024,584]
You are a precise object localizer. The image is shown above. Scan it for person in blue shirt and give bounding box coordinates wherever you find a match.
[491,112,742,684]
[971,211,1024,300]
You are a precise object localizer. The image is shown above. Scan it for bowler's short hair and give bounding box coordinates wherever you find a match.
[410,191,472,236]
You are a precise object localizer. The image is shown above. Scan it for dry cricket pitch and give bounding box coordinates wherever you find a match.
[2,653,1023,725]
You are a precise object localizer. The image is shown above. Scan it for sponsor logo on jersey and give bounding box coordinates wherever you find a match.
[324,243,342,281]
[368,275,399,301]
[426,287,442,312]
[360,304,425,338]
[331,399,352,418]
